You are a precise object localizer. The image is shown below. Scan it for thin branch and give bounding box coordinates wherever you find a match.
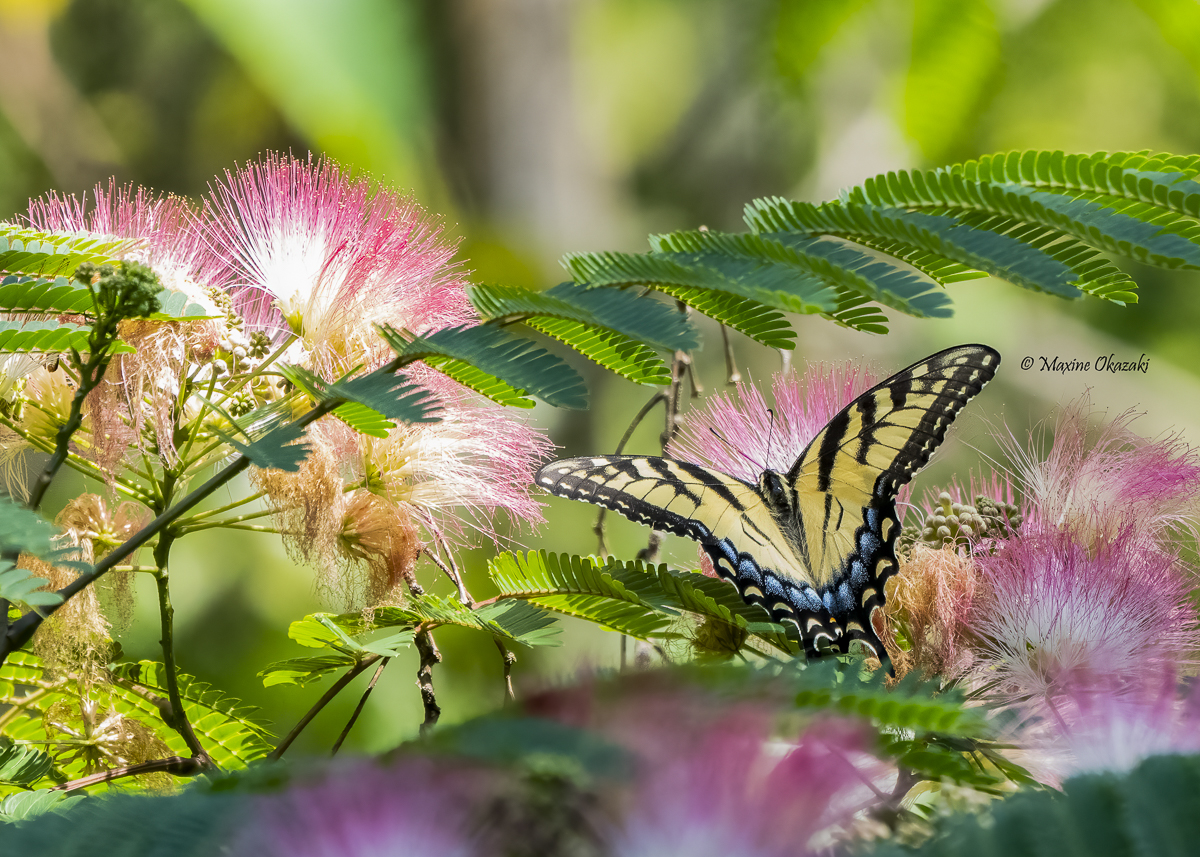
[330,657,390,756]
[50,755,205,792]
[26,349,108,512]
[414,628,441,734]
[593,390,666,557]
[423,541,471,606]
[720,324,741,385]
[173,490,267,526]
[269,655,381,761]
[494,638,516,705]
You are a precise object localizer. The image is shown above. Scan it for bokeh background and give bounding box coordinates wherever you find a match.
[4,0,1200,755]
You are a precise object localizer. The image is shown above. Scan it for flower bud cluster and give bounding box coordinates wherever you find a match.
[898,492,1023,557]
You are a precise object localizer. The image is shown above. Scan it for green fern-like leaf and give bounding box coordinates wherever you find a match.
[0,275,215,321]
[652,568,796,655]
[788,659,989,737]
[111,661,273,767]
[0,225,128,279]
[746,197,1115,299]
[258,654,358,688]
[215,418,311,472]
[655,230,955,319]
[527,317,670,385]
[0,742,55,787]
[279,364,441,437]
[649,283,797,348]
[487,551,671,639]
[371,594,563,648]
[380,324,588,409]
[0,319,134,355]
[469,281,699,352]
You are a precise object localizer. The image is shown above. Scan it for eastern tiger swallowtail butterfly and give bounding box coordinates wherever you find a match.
[535,344,1000,662]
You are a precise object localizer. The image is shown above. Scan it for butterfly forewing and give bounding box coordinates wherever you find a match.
[790,344,1001,586]
[536,344,1001,663]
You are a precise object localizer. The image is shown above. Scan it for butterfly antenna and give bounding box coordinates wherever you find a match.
[708,427,761,469]
[765,408,776,469]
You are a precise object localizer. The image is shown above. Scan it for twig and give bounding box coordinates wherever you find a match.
[269,655,381,760]
[50,755,205,792]
[424,542,471,606]
[414,628,441,734]
[331,657,390,756]
[494,638,516,705]
[593,391,666,557]
[720,325,741,384]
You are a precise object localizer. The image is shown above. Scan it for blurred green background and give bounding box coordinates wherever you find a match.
[6,0,1200,755]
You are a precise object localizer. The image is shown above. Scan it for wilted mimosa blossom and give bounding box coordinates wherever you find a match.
[965,528,1199,701]
[667,361,881,481]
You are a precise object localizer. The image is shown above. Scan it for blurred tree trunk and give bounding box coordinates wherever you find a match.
[0,6,123,195]
[433,0,625,272]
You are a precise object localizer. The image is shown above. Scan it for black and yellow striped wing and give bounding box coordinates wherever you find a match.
[535,344,1000,661]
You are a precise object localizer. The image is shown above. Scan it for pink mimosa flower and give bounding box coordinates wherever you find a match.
[667,360,881,481]
[228,759,477,857]
[965,528,1199,702]
[998,398,1200,550]
[615,714,889,857]
[1020,670,1200,783]
[203,154,473,373]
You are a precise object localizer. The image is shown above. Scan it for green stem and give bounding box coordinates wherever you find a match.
[0,414,153,505]
[269,655,381,761]
[174,490,267,526]
[151,533,213,769]
[26,350,108,512]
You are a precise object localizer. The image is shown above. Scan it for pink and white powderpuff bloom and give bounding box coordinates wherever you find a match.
[24,182,229,467]
[965,527,1199,702]
[203,153,473,373]
[998,398,1200,550]
[357,365,552,546]
[1020,670,1200,783]
[666,360,881,482]
[614,713,891,857]
[26,179,220,314]
[227,759,478,857]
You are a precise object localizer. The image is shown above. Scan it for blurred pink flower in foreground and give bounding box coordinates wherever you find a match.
[667,360,880,481]
[615,714,889,857]
[1021,671,1200,783]
[203,153,473,372]
[966,528,1199,701]
[228,759,477,857]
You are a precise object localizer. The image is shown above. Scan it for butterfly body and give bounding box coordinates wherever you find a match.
[536,345,1001,661]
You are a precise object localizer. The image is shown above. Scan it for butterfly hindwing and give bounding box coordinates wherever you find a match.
[536,344,1001,662]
